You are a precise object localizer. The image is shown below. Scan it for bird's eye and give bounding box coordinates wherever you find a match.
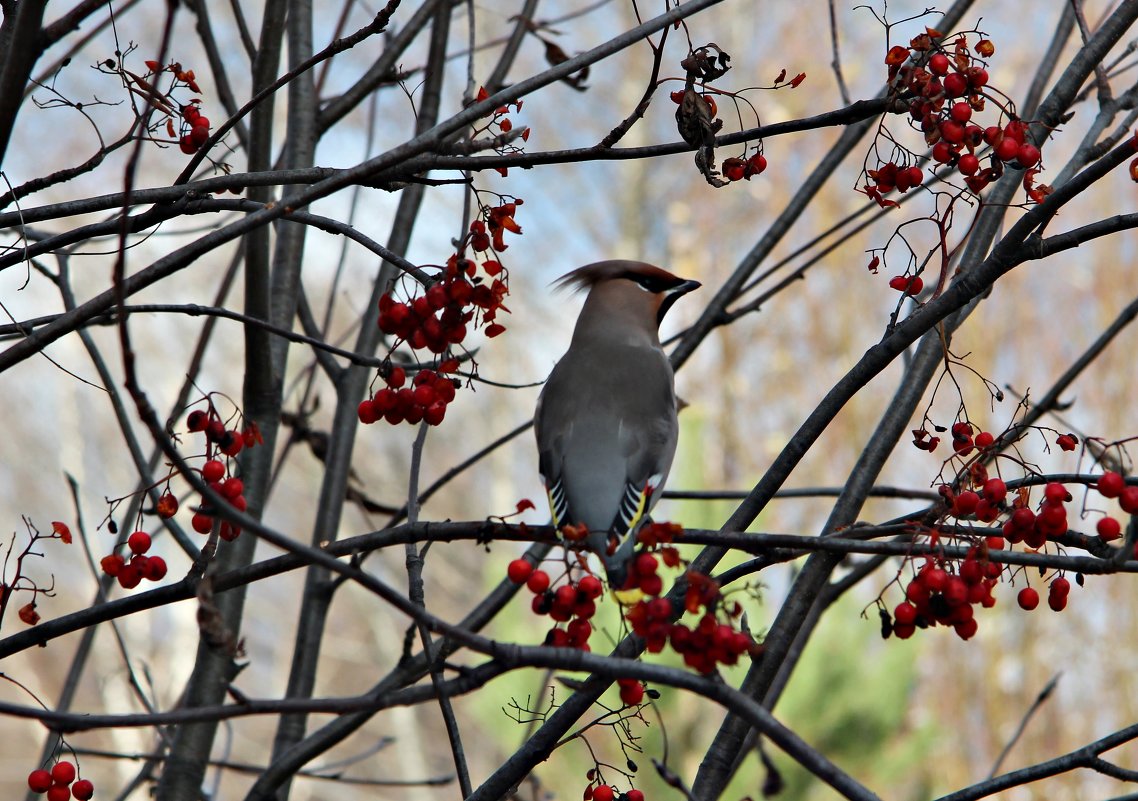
[629,274,667,293]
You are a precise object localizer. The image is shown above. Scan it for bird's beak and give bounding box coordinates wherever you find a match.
[657,279,701,324]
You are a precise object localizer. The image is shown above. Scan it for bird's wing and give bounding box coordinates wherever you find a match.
[536,343,677,537]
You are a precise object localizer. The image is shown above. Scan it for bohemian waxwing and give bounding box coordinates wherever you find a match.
[535,260,700,592]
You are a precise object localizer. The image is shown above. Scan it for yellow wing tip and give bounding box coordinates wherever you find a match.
[611,587,645,606]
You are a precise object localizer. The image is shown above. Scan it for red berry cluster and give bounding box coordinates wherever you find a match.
[995,481,1070,548]
[892,554,1000,641]
[27,761,94,800]
[720,153,768,182]
[883,30,1047,198]
[1094,470,1138,544]
[100,530,167,589]
[183,405,258,542]
[189,457,247,541]
[864,162,924,208]
[472,86,529,178]
[618,551,674,597]
[376,255,510,350]
[585,784,644,801]
[626,571,754,674]
[507,559,603,651]
[471,201,524,253]
[368,249,511,428]
[178,102,211,154]
[358,362,459,427]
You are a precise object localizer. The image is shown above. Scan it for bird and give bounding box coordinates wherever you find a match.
[534,260,700,595]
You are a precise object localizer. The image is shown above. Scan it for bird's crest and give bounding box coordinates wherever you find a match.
[553,260,686,294]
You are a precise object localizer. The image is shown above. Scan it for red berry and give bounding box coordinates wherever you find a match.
[100,554,124,576]
[635,552,658,576]
[526,569,550,594]
[117,565,143,589]
[894,602,917,625]
[928,53,950,75]
[975,431,995,449]
[995,137,1020,162]
[413,384,436,407]
[127,530,151,554]
[202,459,225,483]
[923,566,948,593]
[957,153,979,175]
[944,576,968,606]
[507,558,532,584]
[28,769,52,793]
[1050,576,1071,597]
[627,791,645,801]
[1056,433,1078,451]
[144,555,167,581]
[966,66,989,87]
[179,135,198,154]
[981,478,1007,504]
[72,780,94,801]
[1017,587,1040,610]
[954,618,978,640]
[51,761,76,785]
[47,786,71,801]
[1098,471,1125,498]
[620,680,645,705]
[186,410,208,431]
[1097,516,1122,541]
[721,157,746,182]
[639,573,663,597]
[954,490,980,516]
[191,511,213,534]
[1120,486,1138,514]
[357,398,378,424]
[1048,592,1068,612]
[189,124,210,148]
[578,575,603,598]
[745,153,768,178]
[943,72,968,97]
[593,786,615,801]
[950,102,972,123]
[932,141,955,163]
[939,120,964,144]
[1044,482,1069,503]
